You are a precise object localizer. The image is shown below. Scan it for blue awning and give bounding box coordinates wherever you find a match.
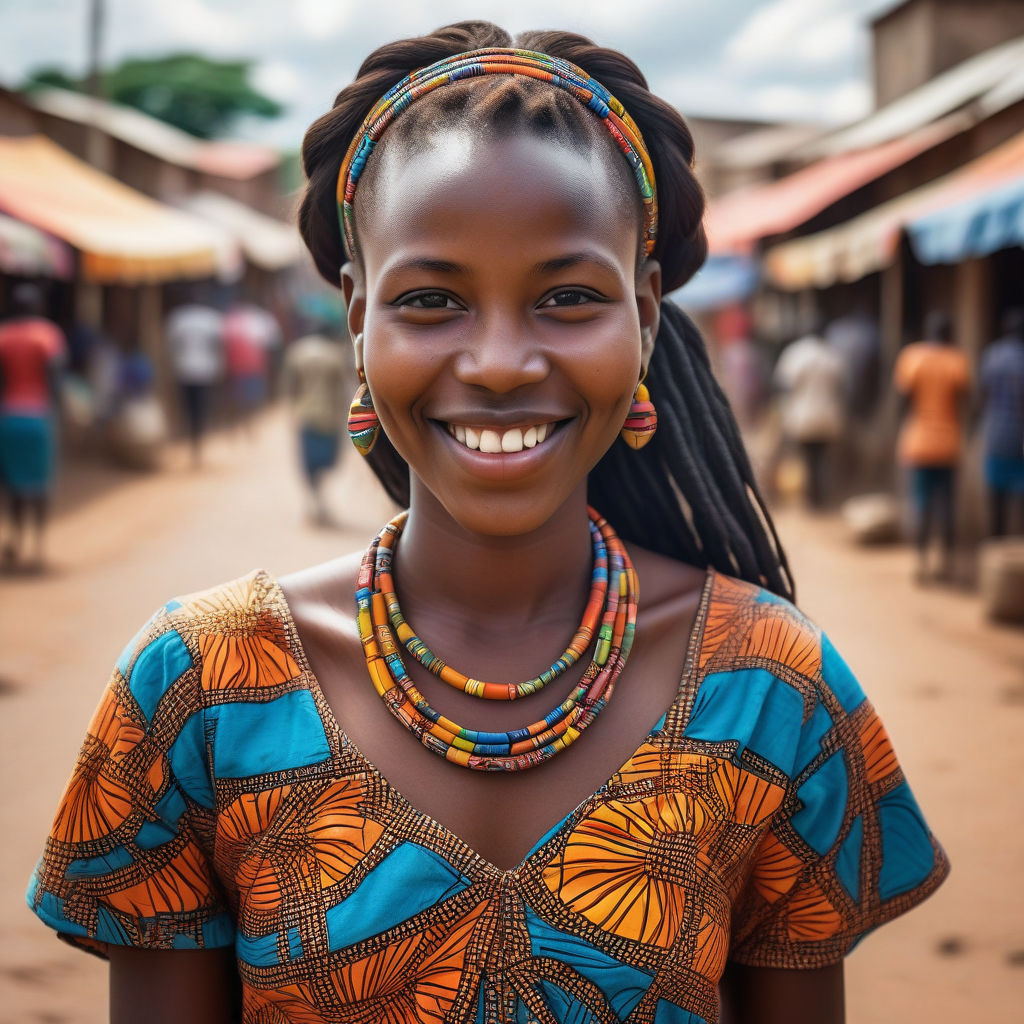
[907,174,1024,265]
[668,254,758,312]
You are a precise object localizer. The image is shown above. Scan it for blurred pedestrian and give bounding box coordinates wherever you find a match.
[773,321,846,509]
[826,307,881,421]
[979,308,1024,537]
[894,311,969,582]
[0,282,66,569]
[282,328,351,523]
[164,294,224,467]
[223,299,283,438]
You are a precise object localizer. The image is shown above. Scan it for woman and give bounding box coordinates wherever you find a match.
[28,23,948,1023]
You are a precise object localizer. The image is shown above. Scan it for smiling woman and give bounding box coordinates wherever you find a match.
[27,19,948,1024]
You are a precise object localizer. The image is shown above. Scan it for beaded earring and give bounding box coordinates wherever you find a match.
[620,375,657,449]
[347,370,380,456]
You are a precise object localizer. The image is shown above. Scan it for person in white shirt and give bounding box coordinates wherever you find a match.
[164,300,225,467]
[774,326,847,509]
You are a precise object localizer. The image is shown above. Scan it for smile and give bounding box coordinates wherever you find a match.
[445,422,560,454]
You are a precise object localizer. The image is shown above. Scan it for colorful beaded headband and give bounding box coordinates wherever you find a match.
[335,47,659,260]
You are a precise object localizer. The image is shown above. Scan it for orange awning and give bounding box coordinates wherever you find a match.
[0,134,239,284]
[764,129,1024,289]
[705,117,964,255]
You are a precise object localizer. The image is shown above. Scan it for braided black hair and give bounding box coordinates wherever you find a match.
[298,21,795,602]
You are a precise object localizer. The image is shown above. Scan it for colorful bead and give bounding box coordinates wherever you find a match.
[620,382,657,450]
[336,48,658,261]
[347,380,380,455]
[356,507,638,771]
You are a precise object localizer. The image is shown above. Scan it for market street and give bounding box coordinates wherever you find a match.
[1,410,1021,1023]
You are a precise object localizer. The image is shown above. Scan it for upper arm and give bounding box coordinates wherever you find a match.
[719,960,845,1024]
[109,946,239,1024]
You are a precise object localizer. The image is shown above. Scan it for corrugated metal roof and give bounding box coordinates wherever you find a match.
[25,88,280,180]
[797,35,1024,158]
[763,130,1024,288]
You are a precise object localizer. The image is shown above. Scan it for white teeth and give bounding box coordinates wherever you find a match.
[448,422,556,453]
[479,429,503,453]
[501,428,524,453]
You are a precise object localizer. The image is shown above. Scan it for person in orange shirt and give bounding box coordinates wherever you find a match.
[894,311,970,582]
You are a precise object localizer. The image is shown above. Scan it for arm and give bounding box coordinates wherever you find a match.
[109,946,239,1024]
[719,961,845,1024]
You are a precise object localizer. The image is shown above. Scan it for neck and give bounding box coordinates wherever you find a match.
[391,480,594,637]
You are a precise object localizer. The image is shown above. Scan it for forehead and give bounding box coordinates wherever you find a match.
[355,130,641,275]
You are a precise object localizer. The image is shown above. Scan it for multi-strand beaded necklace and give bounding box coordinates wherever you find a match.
[355,508,638,771]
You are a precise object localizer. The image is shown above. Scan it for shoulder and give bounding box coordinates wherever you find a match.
[117,570,294,713]
[694,571,868,740]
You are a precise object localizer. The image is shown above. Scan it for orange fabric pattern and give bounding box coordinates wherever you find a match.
[28,569,949,1022]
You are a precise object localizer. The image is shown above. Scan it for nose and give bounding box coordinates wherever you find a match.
[453,315,549,394]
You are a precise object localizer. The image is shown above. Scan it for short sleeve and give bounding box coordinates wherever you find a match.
[729,630,949,969]
[26,606,234,956]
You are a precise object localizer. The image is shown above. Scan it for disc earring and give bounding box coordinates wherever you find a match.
[348,371,380,455]
[620,377,657,450]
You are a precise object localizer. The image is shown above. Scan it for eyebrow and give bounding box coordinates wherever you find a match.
[533,251,621,275]
[383,256,466,276]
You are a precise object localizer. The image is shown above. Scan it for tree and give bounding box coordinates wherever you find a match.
[21,53,283,140]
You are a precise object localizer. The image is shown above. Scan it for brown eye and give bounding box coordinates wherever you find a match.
[405,292,457,309]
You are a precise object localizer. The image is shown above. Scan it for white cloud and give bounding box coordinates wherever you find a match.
[726,0,852,70]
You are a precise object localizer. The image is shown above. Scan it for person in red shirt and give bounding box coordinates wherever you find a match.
[0,282,66,569]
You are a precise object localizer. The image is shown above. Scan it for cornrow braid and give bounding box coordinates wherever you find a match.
[297,21,794,602]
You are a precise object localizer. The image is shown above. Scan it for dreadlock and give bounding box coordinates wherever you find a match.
[298,21,795,602]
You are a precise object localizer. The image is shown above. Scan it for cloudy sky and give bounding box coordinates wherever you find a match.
[3,0,901,148]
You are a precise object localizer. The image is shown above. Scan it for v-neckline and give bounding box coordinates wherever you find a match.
[263,566,716,879]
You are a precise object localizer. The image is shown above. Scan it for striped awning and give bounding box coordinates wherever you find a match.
[0,134,239,284]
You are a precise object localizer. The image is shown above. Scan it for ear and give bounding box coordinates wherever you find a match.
[341,261,366,366]
[635,258,661,372]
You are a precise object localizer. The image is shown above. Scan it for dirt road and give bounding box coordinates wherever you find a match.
[1,410,1021,1022]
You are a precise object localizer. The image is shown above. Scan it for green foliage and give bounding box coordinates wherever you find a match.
[20,67,79,92]
[20,53,283,139]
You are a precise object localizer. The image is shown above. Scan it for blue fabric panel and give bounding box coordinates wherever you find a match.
[287,926,303,959]
[323,841,471,951]
[534,979,602,1024]
[793,699,833,776]
[27,885,90,939]
[525,908,651,1019]
[791,751,848,855]
[685,668,805,774]
[172,932,200,949]
[134,820,177,850]
[878,782,937,900]
[202,913,235,948]
[154,785,187,829]
[236,930,281,967]
[116,618,155,676]
[820,634,866,714]
[127,630,193,723]
[166,709,214,809]
[66,847,134,879]
[96,907,132,945]
[209,690,331,779]
[836,814,863,902]
[654,998,707,1023]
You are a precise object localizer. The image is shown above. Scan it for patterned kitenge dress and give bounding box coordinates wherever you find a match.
[28,568,949,1023]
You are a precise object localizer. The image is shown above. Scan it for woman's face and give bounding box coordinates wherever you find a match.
[344,128,661,538]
